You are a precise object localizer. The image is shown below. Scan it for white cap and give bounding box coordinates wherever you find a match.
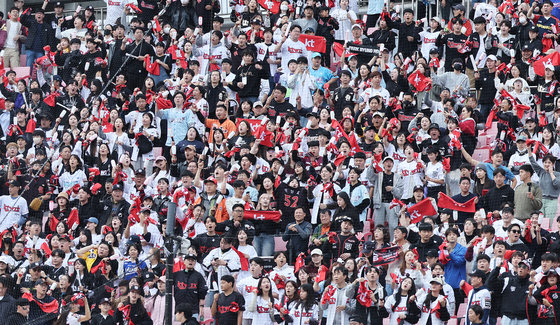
[486,55,498,61]
[351,24,362,30]
[544,64,555,71]
[310,248,323,256]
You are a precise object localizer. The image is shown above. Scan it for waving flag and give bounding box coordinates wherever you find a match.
[408,70,432,92]
[533,52,560,77]
[437,192,476,212]
[407,198,437,223]
[22,293,59,313]
[299,35,327,53]
[257,0,281,14]
[369,245,401,267]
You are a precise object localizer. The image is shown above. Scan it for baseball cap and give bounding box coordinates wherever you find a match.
[58,235,71,242]
[372,111,384,118]
[306,111,319,118]
[155,156,167,163]
[544,64,555,71]
[253,101,263,108]
[362,241,376,254]
[310,248,323,256]
[430,277,444,285]
[143,272,155,282]
[519,260,531,269]
[452,4,466,11]
[184,145,196,151]
[251,19,262,25]
[85,5,94,11]
[516,134,527,142]
[486,55,498,62]
[0,256,10,264]
[99,298,111,305]
[351,24,362,30]
[204,176,218,185]
[439,208,452,215]
[130,285,142,292]
[113,184,124,191]
[184,253,197,260]
[135,168,146,176]
[8,179,20,187]
[87,217,99,224]
[413,185,424,192]
[468,269,486,278]
[54,1,64,8]
[429,48,439,54]
[311,52,322,59]
[382,156,394,164]
[529,25,539,33]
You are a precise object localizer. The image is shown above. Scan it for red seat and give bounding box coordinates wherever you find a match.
[472,147,491,163]
[274,236,287,252]
[12,66,30,79]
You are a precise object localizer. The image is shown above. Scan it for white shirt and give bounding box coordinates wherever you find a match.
[280,38,309,72]
[0,195,28,232]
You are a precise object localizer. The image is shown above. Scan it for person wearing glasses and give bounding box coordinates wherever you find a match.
[504,224,530,253]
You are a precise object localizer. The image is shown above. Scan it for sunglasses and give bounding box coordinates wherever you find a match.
[510,229,520,234]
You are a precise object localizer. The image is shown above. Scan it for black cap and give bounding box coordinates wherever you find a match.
[113,184,123,191]
[29,262,42,269]
[35,8,45,14]
[15,298,30,307]
[426,250,439,258]
[135,168,146,176]
[86,5,94,11]
[59,235,71,242]
[469,269,487,278]
[35,279,48,286]
[8,179,20,187]
[143,272,155,282]
[184,253,197,260]
[428,123,440,132]
[529,25,539,33]
[440,208,452,215]
[429,48,439,54]
[54,1,64,8]
[361,241,376,254]
[306,111,319,118]
[130,285,141,292]
[99,298,111,305]
[413,185,424,192]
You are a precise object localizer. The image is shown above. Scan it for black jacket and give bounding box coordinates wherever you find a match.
[114,301,153,325]
[0,294,15,321]
[90,313,116,325]
[410,236,443,262]
[162,1,197,34]
[19,13,56,51]
[173,269,208,306]
[486,269,531,320]
[99,198,131,228]
[475,68,498,105]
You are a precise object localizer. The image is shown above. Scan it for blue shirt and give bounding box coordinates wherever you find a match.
[309,66,336,90]
[483,163,515,182]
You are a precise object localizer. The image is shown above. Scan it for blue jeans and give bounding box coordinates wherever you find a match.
[26,50,43,67]
[253,234,275,256]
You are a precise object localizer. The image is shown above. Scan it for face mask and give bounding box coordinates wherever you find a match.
[454,63,463,70]
[519,17,527,24]
[281,4,288,11]
[403,100,413,109]
[163,27,170,34]
[104,29,111,36]
[181,0,188,4]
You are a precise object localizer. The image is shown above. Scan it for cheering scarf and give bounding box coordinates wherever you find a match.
[90,260,108,275]
[369,246,401,267]
[294,253,305,273]
[389,198,406,210]
[331,119,363,155]
[407,198,437,223]
[321,285,337,304]
[541,285,559,304]
[316,265,329,283]
[172,256,186,273]
[49,214,59,232]
[68,208,79,231]
[118,304,135,325]
[514,104,531,119]
[357,281,373,307]
[438,241,451,265]
[243,210,282,222]
[231,246,249,271]
[273,273,286,289]
[41,242,52,258]
[437,193,476,212]
[113,171,128,185]
[125,3,143,13]
[0,228,18,244]
[22,292,59,313]
[144,55,160,76]
[44,91,60,107]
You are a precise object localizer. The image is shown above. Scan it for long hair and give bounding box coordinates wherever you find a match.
[257,276,275,302]
[298,283,317,312]
[422,285,445,311]
[53,295,74,325]
[392,277,417,312]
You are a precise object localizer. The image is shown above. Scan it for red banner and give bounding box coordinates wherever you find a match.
[407,198,437,223]
[437,192,476,213]
[299,35,327,53]
[370,245,401,267]
[408,70,432,92]
[257,0,281,14]
[243,210,281,222]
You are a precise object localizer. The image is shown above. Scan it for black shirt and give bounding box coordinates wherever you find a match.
[216,291,245,325]
[381,173,394,203]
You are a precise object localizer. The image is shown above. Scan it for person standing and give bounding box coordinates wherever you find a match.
[3,7,24,68]
[19,8,56,68]
[211,275,245,325]
[0,180,28,232]
[514,165,543,221]
[121,28,155,91]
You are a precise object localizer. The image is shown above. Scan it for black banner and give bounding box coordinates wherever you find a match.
[370,245,401,267]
